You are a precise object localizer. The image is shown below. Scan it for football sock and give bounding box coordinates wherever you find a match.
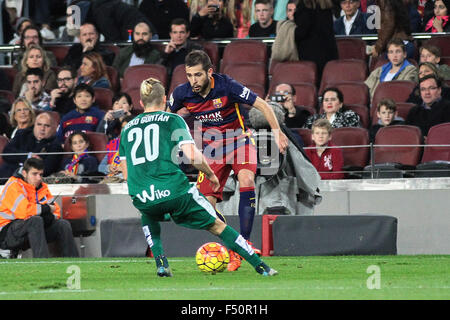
[238,187,256,240]
[218,225,262,268]
[141,215,164,258]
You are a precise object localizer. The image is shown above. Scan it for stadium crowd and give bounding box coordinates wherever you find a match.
[0,0,449,182]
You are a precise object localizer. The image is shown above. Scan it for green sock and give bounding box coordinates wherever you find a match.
[141,214,164,258]
[218,225,262,268]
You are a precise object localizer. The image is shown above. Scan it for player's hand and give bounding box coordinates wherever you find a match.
[274,130,289,154]
[207,173,220,193]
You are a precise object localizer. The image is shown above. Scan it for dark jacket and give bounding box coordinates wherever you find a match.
[139,0,190,40]
[406,98,450,136]
[190,14,234,40]
[113,45,163,78]
[0,127,63,177]
[63,42,115,72]
[334,10,371,35]
[294,4,338,81]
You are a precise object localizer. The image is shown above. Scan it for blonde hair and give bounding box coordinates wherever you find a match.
[20,44,50,74]
[140,78,165,108]
[312,118,333,134]
[10,97,36,127]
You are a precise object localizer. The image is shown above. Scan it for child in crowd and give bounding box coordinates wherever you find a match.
[56,83,105,143]
[369,98,405,142]
[305,118,344,180]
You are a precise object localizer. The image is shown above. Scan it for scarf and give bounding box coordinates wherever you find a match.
[425,16,450,33]
[106,137,121,176]
[66,150,89,174]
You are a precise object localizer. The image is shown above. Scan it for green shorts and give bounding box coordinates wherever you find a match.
[138,185,217,230]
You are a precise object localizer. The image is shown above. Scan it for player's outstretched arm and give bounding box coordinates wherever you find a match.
[252,96,289,153]
[180,142,219,192]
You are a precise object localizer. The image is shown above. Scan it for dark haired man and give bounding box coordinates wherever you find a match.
[48,67,77,116]
[22,68,51,111]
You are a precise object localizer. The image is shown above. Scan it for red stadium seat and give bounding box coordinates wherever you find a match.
[223,62,266,90]
[336,38,367,61]
[122,64,168,91]
[43,45,70,66]
[345,104,369,128]
[94,87,114,111]
[370,81,417,110]
[268,82,318,110]
[440,56,450,66]
[330,81,369,106]
[0,90,15,104]
[106,66,120,93]
[0,135,9,166]
[424,36,450,57]
[331,127,370,173]
[319,59,368,94]
[270,61,318,86]
[220,40,268,73]
[124,87,142,113]
[0,67,17,91]
[198,41,219,71]
[294,128,312,147]
[169,64,187,96]
[420,122,450,163]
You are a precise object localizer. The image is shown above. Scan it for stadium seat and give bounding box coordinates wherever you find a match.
[122,64,168,91]
[424,36,450,57]
[198,41,219,71]
[331,127,370,178]
[293,128,312,147]
[43,45,70,66]
[169,64,187,96]
[319,59,368,94]
[0,67,17,91]
[330,81,369,106]
[245,84,266,100]
[371,102,415,126]
[94,87,114,111]
[0,90,15,104]
[0,135,9,166]
[223,62,266,90]
[104,44,120,57]
[64,131,109,164]
[415,122,450,177]
[364,125,423,178]
[440,56,450,66]
[336,38,367,61]
[220,40,268,73]
[268,82,318,110]
[270,61,318,86]
[124,87,142,113]
[345,104,369,128]
[106,66,120,93]
[370,81,417,110]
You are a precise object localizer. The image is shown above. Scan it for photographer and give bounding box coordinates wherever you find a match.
[97,93,134,140]
[266,83,312,128]
[190,0,234,39]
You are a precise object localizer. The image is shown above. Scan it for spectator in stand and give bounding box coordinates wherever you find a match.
[404,0,422,33]
[286,0,298,20]
[0,112,62,181]
[334,0,371,35]
[0,158,79,258]
[408,62,450,105]
[423,0,450,32]
[13,25,57,70]
[303,87,360,129]
[294,0,338,81]
[365,38,417,99]
[48,67,77,116]
[112,21,163,79]
[305,118,344,180]
[190,0,235,39]
[62,22,115,71]
[97,92,134,140]
[57,84,105,143]
[419,43,450,81]
[368,0,415,59]
[249,0,278,37]
[369,98,405,142]
[12,44,57,98]
[162,19,203,76]
[235,0,253,38]
[77,52,111,89]
[58,131,99,182]
[406,74,450,137]
[267,83,312,128]
[8,17,32,45]
[9,98,36,140]
[138,0,190,40]
[19,68,52,112]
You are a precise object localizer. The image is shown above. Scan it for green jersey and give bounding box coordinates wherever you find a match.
[119,111,194,209]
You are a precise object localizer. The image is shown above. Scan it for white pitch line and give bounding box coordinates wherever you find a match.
[0,259,185,265]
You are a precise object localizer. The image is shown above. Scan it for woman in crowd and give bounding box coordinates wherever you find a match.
[424,0,450,32]
[97,92,134,139]
[303,87,361,129]
[77,52,111,89]
[8,98,36,139]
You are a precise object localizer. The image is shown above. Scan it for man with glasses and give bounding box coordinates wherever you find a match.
[406,74,450,137]
[48,67,77,116]
[334,0,371,35]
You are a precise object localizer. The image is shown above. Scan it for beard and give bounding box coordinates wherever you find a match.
[132,40,152,58]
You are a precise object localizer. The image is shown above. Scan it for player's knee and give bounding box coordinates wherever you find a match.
[209,218,226,236]
[237,171,255,188]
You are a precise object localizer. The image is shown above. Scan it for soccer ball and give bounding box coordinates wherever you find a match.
[195,242,230,274]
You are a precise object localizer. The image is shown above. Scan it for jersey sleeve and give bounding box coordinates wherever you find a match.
[227,76,258,106]
[168,87,184,113]
[170,115,194,148]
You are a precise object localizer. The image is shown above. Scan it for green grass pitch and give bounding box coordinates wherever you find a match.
[0,255,448,300]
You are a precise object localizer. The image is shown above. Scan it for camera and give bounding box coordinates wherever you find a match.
[269,94,286,103]
[208,4,220,12]
[112,109,125,119]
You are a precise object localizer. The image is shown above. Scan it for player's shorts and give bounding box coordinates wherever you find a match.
[197,137,257,201]
[139,185,217,230]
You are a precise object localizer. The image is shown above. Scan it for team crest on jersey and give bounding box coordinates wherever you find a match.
[212,98,223,109]
[85,116,93,124]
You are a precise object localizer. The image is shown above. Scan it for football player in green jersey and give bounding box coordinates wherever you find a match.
[119,78,278,277]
